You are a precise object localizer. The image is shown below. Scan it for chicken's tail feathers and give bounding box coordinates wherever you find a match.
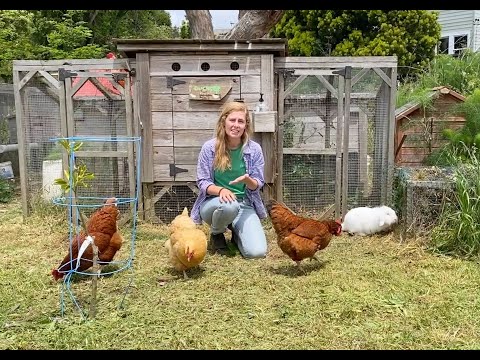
[181,207,189,216]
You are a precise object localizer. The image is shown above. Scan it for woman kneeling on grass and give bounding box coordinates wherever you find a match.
[190,101,268,258]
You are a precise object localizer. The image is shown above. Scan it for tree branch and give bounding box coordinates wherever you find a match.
[185,10,214,39]
[221,10,285,40]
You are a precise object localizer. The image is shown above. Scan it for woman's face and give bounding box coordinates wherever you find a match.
[224,110,247,141]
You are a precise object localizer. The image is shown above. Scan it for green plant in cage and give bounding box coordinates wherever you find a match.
[53,139,94,194]
[0,177,14,203]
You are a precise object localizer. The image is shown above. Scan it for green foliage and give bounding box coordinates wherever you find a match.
[0,10,175,81]
[271,10,440,80]
[430,146,480,258]
[180,19,191,39]
[0,177,14,203]
[53,140,94,194]
[425,90,480,165]
[0,10,36,82]
[397,51,480,108]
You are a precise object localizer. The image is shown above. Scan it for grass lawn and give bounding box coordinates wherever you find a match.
[1,197,480,349]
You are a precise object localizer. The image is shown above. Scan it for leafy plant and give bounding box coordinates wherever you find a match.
[271,10,440,80]
[430,144,480,258]
[0,177,14,203]
[53,139,94,194]
[425,89,480,166]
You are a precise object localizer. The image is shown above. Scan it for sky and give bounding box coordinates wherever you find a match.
[167,10,239,29]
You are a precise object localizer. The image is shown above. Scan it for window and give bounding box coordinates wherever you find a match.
[453,35,468,56]
[439,37,449,54]
[438,33,469,56]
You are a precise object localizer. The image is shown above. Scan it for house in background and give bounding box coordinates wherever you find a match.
[435,10,480,55]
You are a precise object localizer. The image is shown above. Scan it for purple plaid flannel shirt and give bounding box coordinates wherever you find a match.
[190,138,267,224]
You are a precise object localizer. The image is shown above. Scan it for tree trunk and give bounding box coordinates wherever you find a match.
[238,10,248,20]
[222,10,285,40]
[185,10,214,39]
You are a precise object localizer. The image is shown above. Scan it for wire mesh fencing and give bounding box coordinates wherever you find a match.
[279,67,395,218]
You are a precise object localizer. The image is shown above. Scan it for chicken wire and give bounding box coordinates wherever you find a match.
[18,78,62,204]
[15,70,135,215]
[280,68,393,217]
[394,166,453,240]
[51,136,141,318]
[151,184,198,224]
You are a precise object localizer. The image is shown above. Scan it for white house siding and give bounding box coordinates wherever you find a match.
[436,10,475,52]
[473,11,480,51]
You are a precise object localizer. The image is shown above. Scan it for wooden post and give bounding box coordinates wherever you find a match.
[260,54,275,200]
[335,77,344,219]
[276,73,285,203]
[341,67,352,218]
[136,53,153,183]
[386,67,398,205]
[12,69,29,218]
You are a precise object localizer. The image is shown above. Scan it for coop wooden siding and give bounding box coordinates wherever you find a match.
[149,55,262,76]
[396,121,465,165]
[437,10,474,34]
[148,70,264,182]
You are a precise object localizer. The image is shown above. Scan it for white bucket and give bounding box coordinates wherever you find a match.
[42,159,63,201]
[0,161,14,179]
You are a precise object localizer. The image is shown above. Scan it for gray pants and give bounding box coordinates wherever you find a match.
[200,196,267,259]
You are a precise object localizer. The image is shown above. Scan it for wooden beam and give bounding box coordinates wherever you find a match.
[89,77,122,101]
[315,75,338,99]
[373,67,392,88]
[18,70,37,90]
[283,75,306,98]
[38,70,60,90]
[351,68,371,87]
[12,70,29,218]
[136,53,153,182]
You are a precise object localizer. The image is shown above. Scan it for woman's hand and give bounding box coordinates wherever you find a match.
[229,174,258,190]
[219,187,236,203]
[229,174,250,185]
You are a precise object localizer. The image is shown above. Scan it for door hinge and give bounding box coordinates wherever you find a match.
[332,66,352,79]
[275,69,295,78]
[112,73,128,82]
[58,68,78,81]
[166,77,187,89]
[170,164,188,177]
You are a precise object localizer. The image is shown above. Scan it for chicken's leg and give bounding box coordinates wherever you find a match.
[295,261,306,274]
[183,270,189,280]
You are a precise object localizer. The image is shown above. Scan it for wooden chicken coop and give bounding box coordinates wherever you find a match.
[116,39,287,222]
[13,40,397,222]
[395,86,466,166]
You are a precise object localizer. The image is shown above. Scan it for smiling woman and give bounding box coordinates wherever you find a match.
[190,101,268,259]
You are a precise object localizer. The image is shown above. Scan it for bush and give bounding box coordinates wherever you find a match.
[0,178,14,203]
[430,145,480,258]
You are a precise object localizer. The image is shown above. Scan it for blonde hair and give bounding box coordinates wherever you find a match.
[214,101,252,171]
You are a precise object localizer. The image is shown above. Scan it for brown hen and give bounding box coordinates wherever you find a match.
[266,200,342,270]
[52,197,123,280]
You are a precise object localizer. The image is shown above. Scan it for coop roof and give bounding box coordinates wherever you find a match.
[395,86,465,121]
[114,38,288,58]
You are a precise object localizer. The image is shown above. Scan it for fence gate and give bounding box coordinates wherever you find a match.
[12,60,136,217]
[274,57,397,219]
